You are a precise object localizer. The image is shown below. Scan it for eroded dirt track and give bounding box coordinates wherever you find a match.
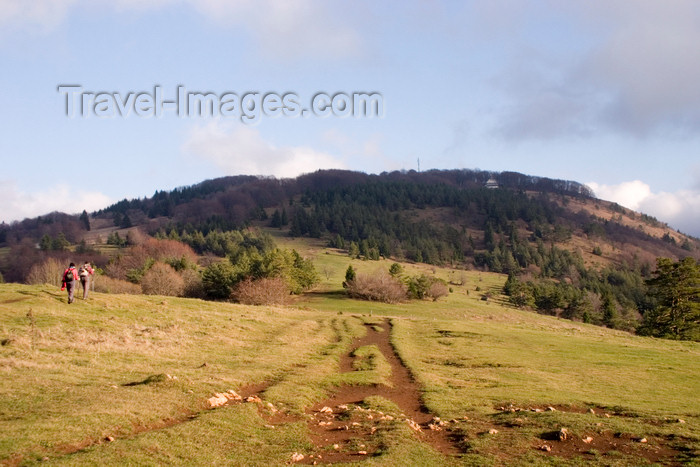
[302,319,461,464]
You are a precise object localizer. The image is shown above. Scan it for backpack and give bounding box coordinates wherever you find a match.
[79,266,87,277]
[64,268,75,282]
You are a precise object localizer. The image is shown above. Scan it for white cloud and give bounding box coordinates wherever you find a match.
[0,0,77,32]
[0,180,112,223]
[0,0,363,60]
[578,0,700,136]
[183,121,345,178]
[484,0,700,140]
[586,180,651,211]
[588,180,700,236]
[190,0,363,61]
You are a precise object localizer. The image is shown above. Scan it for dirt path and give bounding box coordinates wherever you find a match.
[302,319,461,464]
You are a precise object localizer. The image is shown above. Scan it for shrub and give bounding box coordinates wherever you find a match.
[346,272,406,304]
[231,277,290,306]
[202,261,238,299]
[427,280,449,301]
[388,262,403,277]
[343,265,356,288]
[181,268,205,298]
[141,263,184,296]
[406,274,432,299]
[92,275,141,294]
[406,273,449,301]
[27,258,65,287]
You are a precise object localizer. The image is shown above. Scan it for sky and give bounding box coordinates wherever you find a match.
[1,0,700,236]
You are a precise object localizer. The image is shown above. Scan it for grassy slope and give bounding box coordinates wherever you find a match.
[1,238,699,465]
[0,284,364,465]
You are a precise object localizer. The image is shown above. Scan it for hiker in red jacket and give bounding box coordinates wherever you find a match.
[61,262,79,304]
[78,261,94,300]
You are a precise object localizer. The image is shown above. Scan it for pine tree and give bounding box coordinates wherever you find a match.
[640,257,700,341]
[39,234,52,251]
[602,292,618,328]
[79,210,91,231]
[121,213,132,228]
[270,209,282,228]
[343,265,356,288]
[389,262,403,277]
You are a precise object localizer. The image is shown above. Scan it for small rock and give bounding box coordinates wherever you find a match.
[588,408,596,415]
[558,428,569,441]
[540,444,552,452]
[245,395,262,403]
[582,436,593,444]
[110,385,118,389]
[488,429,499,435]
[208,394,228,408]
[358,451,367,455]
[226,390,242,401]
[264,425,275,429]
[678,419,686,424]
[604,413,611,418]
[105,436,115,442]
[546,406,556,412]
[319,406,333,413]
[370,426,377,434]
[406,419,422,432]
[333,444,340,450]
[532,408,543,413]
[290,452,304,462]
[637,437,648,444]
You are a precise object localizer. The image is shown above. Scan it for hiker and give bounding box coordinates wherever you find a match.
[61,262,79,304]
[78,261,94,299]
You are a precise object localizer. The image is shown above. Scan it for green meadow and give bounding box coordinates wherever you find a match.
[0,243,698,465]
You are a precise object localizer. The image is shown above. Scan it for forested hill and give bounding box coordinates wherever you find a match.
[1,169,697,271]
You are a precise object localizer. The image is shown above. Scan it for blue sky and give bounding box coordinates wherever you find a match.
[1,0,699,236]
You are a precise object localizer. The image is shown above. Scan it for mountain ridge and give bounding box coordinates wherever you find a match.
[2,169,697,268]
